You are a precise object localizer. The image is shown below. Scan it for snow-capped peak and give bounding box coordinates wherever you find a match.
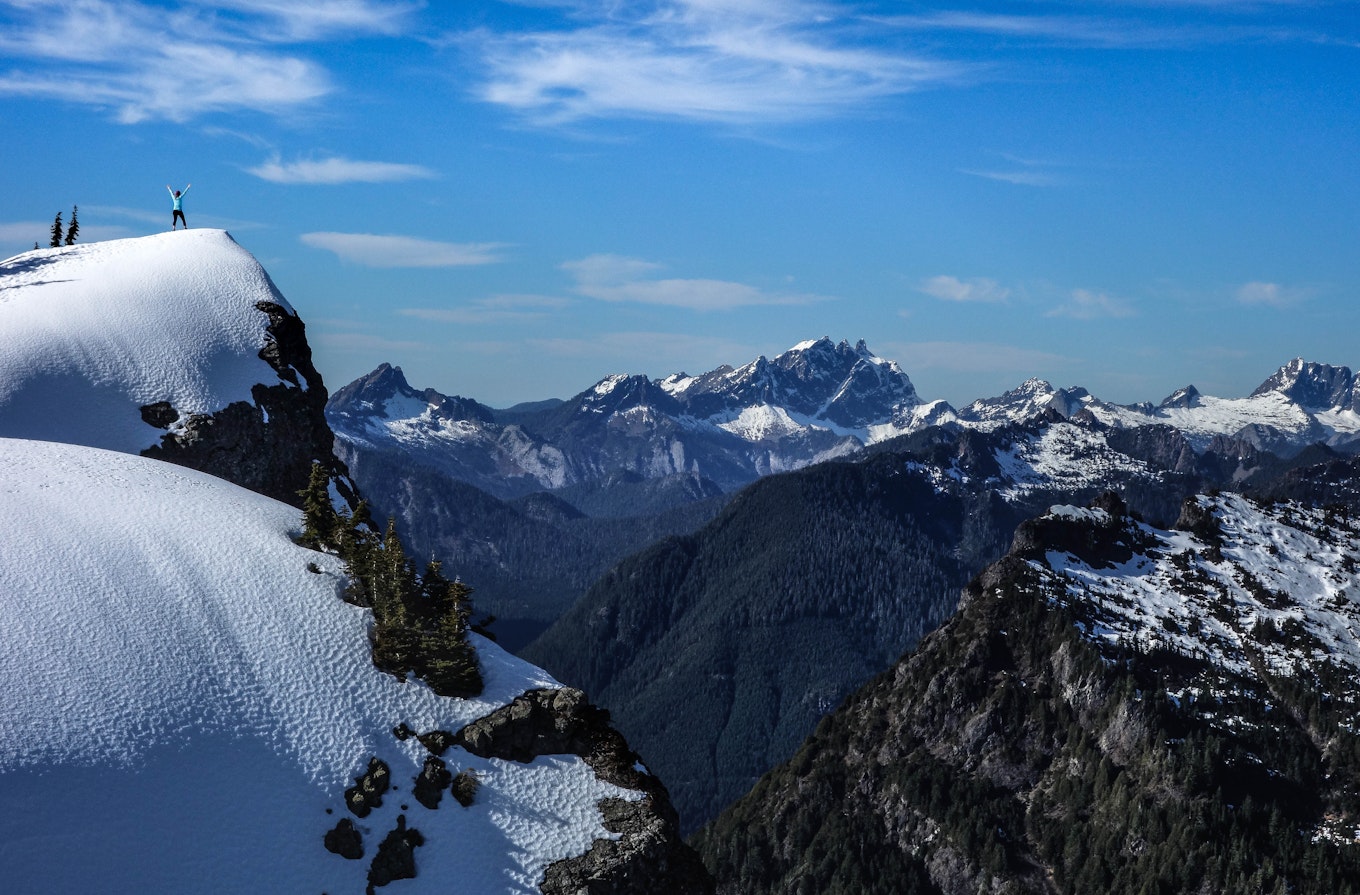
[0,230,296,453]
[1250,358,1356,411]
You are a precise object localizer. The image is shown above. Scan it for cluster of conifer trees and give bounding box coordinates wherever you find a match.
[299,463,483,698]
[45,206,78,248]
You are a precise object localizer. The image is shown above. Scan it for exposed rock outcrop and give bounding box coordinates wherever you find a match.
[142,300,353,507]
[366,814,423,892]
[452,687,714,895]
[324,818,364,860]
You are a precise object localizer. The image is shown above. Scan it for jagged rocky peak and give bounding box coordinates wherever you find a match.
[329,362,495,425]
[579,373,682,416]
[653,336,923,428]
[1251,357,1357,410]
[960,376,1094,426]
[1159,383,1201,408]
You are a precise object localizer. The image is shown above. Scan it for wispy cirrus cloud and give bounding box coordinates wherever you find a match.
[562,253,825,311]
[464,0,966,125]
[960,168,1061,187]
[876,4,1345,49]
[0,1,413,122]
[247,155,437,184]
[1235,280,1309,308]
[400,294,571,324]
[193,0,420,41]
[1046,288,1136,320]
[301,232,508,268]
[918,275,1011,303]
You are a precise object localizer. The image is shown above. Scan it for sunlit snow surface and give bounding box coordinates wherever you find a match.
[0,439,639,894]
[0,231,291,453]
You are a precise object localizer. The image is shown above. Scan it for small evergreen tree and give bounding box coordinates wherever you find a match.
[297,461,334,551]
[49,212,63,248]
[64,206,79,245]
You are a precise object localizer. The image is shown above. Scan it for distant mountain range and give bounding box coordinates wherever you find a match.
[328,338,949,500]
[328,341,1360,506]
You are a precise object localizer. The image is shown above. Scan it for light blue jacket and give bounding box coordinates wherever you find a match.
[168,185,190,210]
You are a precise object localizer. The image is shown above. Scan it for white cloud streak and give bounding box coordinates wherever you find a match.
[960,168,1061,187]
[0,0,414,122]
[247,156,437,184]
[301,232,508,268]
[1046,288,1136,319]
[1235,280,1307,307]
[466,0,965,125]
[876,5,1340,49]
[190,0,421,41]
[399,294,571,324]
[562,253,825,310]
[919,275,1011,303]
[0,222,53,243]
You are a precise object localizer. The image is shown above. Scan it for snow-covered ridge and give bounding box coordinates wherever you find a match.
[0,230,294,453]
[995,422,1160,499]
[0,438,641,893]
[1039,493,1360,717]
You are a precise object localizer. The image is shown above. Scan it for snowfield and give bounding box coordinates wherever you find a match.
[0,230,295,453]
[0,438,640,894]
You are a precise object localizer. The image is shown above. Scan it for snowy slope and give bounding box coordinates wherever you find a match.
[1035,494,1360,728]
[0,438,640,894]
[0,231,297,453]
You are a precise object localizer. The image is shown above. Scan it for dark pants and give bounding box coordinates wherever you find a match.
[172,209,187,229]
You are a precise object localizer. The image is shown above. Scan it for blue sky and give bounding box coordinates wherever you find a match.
[2,1,1357,408]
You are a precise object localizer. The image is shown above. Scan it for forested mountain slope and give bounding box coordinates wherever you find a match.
[694,493,1360,894]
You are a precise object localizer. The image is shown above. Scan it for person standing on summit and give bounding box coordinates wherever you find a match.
[166,184,191,230]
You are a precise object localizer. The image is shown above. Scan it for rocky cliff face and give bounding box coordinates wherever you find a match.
[694,492,1360,895]
[141,299,352,508]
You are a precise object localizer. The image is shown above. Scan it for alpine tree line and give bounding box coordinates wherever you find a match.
[298,462,484,698]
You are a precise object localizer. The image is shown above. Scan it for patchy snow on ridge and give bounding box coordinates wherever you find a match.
[0,231,293,453]
[995,423,1158,500]
[0,438,639,894]
[1041,493,1360,721]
